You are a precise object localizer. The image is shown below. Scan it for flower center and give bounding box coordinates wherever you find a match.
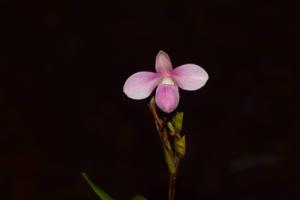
[161,77,175,85]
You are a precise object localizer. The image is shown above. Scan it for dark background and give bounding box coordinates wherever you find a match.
[1,0,299,200]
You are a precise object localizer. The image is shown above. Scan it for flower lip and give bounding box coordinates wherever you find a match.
[155,84,179,113]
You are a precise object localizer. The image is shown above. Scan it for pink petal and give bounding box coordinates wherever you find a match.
[172,64,209,91]
[155,84,179,113]
[155,51,173,73]
[123,72,162,100]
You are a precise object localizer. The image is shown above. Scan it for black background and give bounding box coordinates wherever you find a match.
[1,1,299,200]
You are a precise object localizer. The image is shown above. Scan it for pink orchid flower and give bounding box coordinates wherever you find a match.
[123,51,209,113]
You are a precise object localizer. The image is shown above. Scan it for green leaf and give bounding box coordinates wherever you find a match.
[171,112,183,132]
[82,172,114,200]
[132,195,148,200]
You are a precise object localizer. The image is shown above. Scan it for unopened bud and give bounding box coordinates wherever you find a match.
[174,135,186,158]
[167,122,176,136]
[171,112,184,132]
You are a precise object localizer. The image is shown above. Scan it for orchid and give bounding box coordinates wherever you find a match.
[84,51,210,200]
[123,51,209,113]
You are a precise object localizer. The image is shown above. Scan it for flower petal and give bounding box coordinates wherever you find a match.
[155,84,179,113]
[172,64,209,91]
[123,72,161,100]
[155,51,173,73]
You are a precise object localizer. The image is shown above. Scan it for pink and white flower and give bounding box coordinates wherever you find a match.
[123,51,209,113]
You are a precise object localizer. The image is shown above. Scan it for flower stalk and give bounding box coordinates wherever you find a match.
[148,97,185,200]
